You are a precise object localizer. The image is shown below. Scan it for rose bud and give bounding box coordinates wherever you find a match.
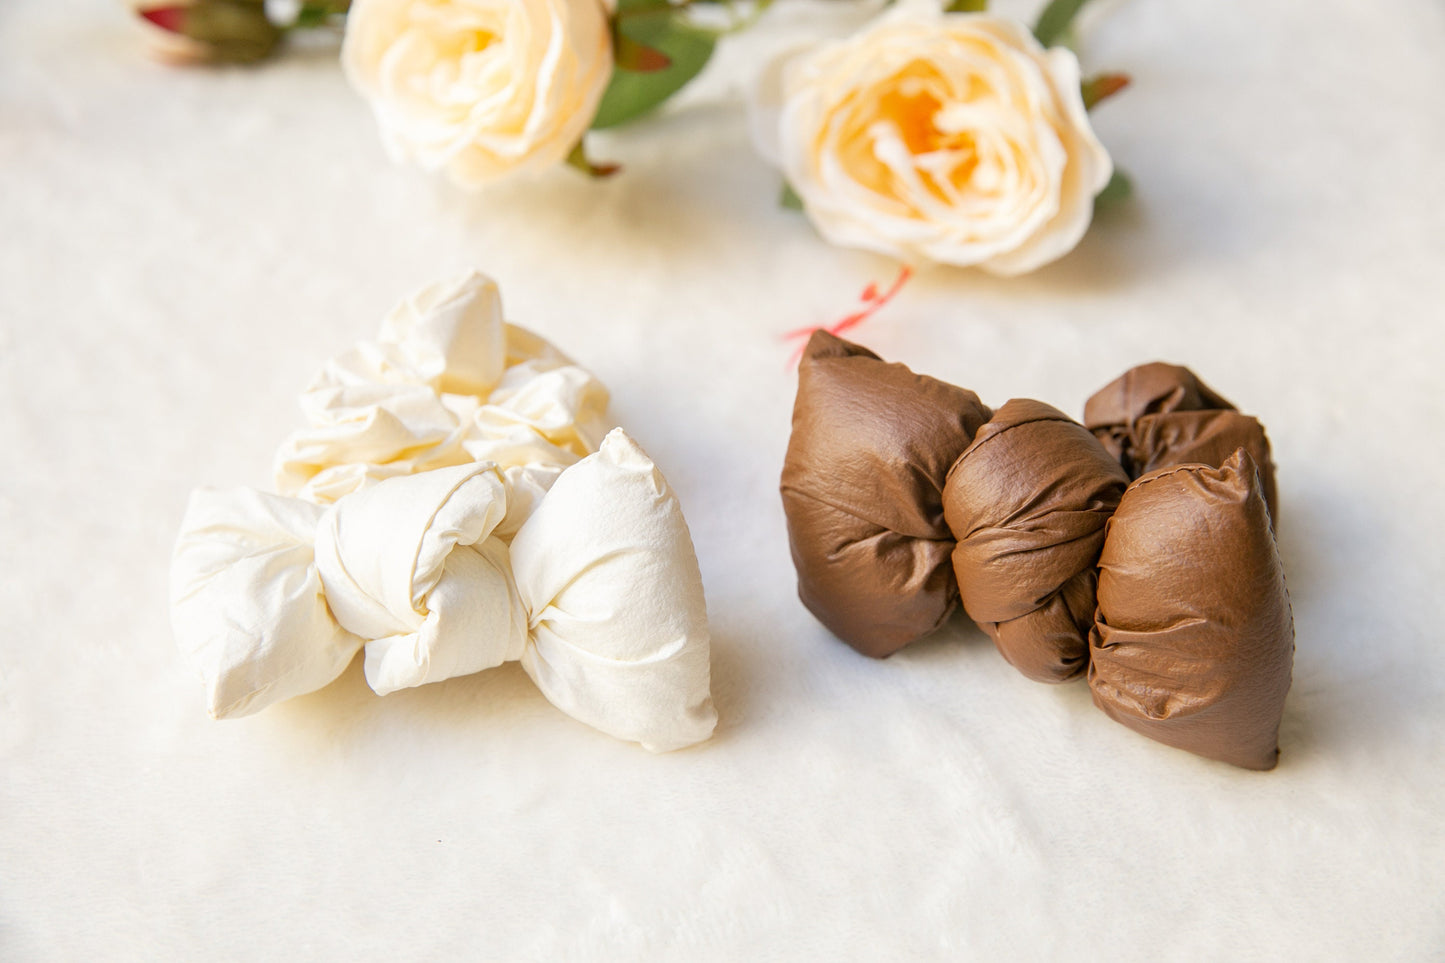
[139,0,283,65]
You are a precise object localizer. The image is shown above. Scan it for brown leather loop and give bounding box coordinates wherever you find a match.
[1085,362,1278,519]
[779,335,1295,768]
[780,331,991,657]
[1090,450,1294,769]
[944,399,1128,683]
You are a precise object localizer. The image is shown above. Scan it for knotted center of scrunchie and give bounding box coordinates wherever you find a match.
[943,399,1129,683]
[313,463,530,694]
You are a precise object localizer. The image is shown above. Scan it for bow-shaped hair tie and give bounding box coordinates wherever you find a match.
[173,430,717,752]
[781,331,1293,769]
[172,271,714,751]
[273,269,611,505]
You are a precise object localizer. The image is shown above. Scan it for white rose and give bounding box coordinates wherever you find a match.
[343,0,614,186]
[751,9,1113,275]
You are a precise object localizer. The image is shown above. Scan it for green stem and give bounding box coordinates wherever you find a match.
[1033,0,1093,48]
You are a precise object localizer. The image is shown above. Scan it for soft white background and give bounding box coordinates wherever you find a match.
[2,0,1443,958]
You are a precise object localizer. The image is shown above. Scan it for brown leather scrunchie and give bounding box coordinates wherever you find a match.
[781,331,1294,770]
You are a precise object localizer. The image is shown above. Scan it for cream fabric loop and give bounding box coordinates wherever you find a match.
[374,268,507,395]
[172,433,716,750]
[273,270,613,508]
[478,362,611,456]
[278,391,475,502]
[363,537,530,697]
[172,273,715,751]
[170,488,363,720]
[463,430,581,539]
[313,464,525,694]
[497,463,570,540]
[511,429,718,753]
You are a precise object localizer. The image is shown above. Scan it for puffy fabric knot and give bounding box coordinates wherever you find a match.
[169,489,363,721]
[1083,361,1278,518]
[779,331,991,657]
[171,272,715,751]
[781,331,1293,769]
[313,464,526,694]
[944,399,1129,684]
[174,429,717,752]
[273,270,611,505]
[1089,448,1292,770]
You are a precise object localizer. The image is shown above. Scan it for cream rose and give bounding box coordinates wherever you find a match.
[752,8,1113,275]
[343,0,613,186]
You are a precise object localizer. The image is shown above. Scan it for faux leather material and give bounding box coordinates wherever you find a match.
[780,335,1295,768]
[1129,409,1278,520]
[944,399,1128,683]
[1084,362,1277,518]
[1082,362,1236,469]
[781,330,991,657]
[1090,450,1295,770]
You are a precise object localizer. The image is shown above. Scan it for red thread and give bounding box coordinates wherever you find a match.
[139,5,188,32]
[785,264,914,364]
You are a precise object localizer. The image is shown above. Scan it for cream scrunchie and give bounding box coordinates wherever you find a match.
[273,269,611,518]
[171,273,716,752]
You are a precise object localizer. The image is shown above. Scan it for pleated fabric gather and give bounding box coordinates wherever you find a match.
[172,271,716,752]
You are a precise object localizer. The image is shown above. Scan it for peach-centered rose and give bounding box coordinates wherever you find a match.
[343,0,613,186]
[752,9,1112,275]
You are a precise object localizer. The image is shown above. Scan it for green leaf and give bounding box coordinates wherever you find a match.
[292,0,350,29]
[779,182,804,211]
[944,0,988,11]
[591,7,716,130]
[1094,169,1133,208]
[1033,0,1092,48]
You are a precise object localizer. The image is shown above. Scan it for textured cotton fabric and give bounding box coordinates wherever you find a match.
[273,269,611,506]
[172,430,717,751]
[170,489,364,720]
